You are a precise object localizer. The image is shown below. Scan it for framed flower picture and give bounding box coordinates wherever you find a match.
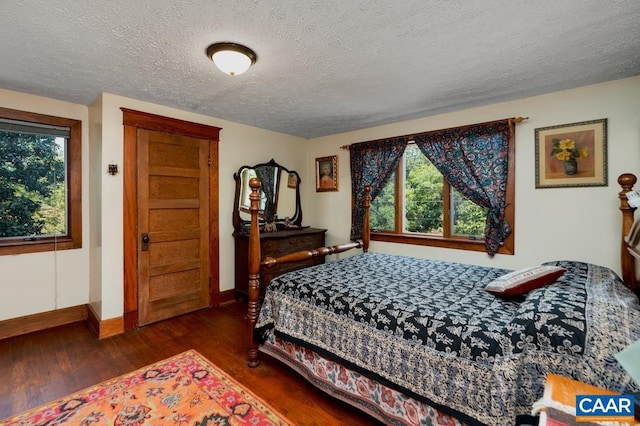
[535,118,608,188]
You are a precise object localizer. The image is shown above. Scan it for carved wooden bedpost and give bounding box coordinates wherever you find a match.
[618,173,637,290]
[246,179,374,367]
[363,185,371,252]
[247,177,262,367]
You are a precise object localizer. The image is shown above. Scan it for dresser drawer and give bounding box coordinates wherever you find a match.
[234,228,327,300]
[262,233,324,257]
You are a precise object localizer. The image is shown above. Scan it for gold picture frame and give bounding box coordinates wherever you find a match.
[535,118,607,188]
[315,155,338,192]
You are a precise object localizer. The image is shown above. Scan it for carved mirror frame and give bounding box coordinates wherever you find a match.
[232,159,302,234]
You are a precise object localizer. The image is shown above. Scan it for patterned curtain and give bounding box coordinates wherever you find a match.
[255,165,276,223]
[413,120,512,256]
[349,137,408,240]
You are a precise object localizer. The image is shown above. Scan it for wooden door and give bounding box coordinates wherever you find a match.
[137,129,210,325]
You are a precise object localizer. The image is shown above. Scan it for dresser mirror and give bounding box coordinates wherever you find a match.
[233,159,302,233]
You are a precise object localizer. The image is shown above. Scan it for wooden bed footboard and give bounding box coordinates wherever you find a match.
[261,241,365,269]
[246,177,371,366]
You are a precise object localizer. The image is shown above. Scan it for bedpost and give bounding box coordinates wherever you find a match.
[618,173,637,290]
[247,177,262,367]
[363,185,371,252]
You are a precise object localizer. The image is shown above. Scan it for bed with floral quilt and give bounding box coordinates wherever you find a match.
[254,253,639,425]
[243,173,640,426]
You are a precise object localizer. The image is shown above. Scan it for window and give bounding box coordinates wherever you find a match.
[372,144,488,235]
[0,107,82,255]
[369,144,515,255]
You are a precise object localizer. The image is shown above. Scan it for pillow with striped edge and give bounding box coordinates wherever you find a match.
[484,265,566,298]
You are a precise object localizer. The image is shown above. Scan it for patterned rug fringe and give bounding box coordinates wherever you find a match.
[0,349,292,426]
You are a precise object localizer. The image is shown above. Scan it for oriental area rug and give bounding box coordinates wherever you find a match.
[0,349,292,426]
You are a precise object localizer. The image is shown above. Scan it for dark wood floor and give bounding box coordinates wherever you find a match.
[0,302,380,425]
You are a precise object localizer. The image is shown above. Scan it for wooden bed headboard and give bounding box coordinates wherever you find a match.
[245,173,639,366]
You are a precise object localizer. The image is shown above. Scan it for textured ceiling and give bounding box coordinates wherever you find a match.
[1,1,639,138]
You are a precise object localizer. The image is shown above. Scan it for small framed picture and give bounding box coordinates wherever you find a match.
[315,155,338,192]
[287,172,298,188]
[535,118,608,188]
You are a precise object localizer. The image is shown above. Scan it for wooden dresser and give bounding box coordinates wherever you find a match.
[233,227,327,300]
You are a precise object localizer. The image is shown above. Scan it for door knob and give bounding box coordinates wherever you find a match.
[141,233,150,251]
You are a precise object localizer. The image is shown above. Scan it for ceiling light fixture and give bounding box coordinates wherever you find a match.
[206,42,257,76]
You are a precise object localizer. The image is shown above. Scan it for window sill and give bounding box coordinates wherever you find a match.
[370,231,514,255]
[0,236,81,255]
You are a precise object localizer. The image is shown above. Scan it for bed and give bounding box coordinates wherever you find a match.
[244,174,640,426]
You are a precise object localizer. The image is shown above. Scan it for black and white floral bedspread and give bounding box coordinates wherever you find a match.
[255,253,640,426]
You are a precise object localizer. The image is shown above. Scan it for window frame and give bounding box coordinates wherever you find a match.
[0,107,82,255]
[370,139,515,255]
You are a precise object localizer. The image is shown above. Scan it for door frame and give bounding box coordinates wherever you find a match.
[122,108,221,331]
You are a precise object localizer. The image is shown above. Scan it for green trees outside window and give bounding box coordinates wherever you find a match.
[0,131,66,238]
[371,144,487,239]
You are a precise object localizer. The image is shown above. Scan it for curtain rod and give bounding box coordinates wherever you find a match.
[339,116,528,150]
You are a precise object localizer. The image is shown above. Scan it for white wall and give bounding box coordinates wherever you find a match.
[88,94,103,318]
[306,76,640,276]
[0,89,91,321]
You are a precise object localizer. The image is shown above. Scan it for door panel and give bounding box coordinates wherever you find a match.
[137,128,210,325]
